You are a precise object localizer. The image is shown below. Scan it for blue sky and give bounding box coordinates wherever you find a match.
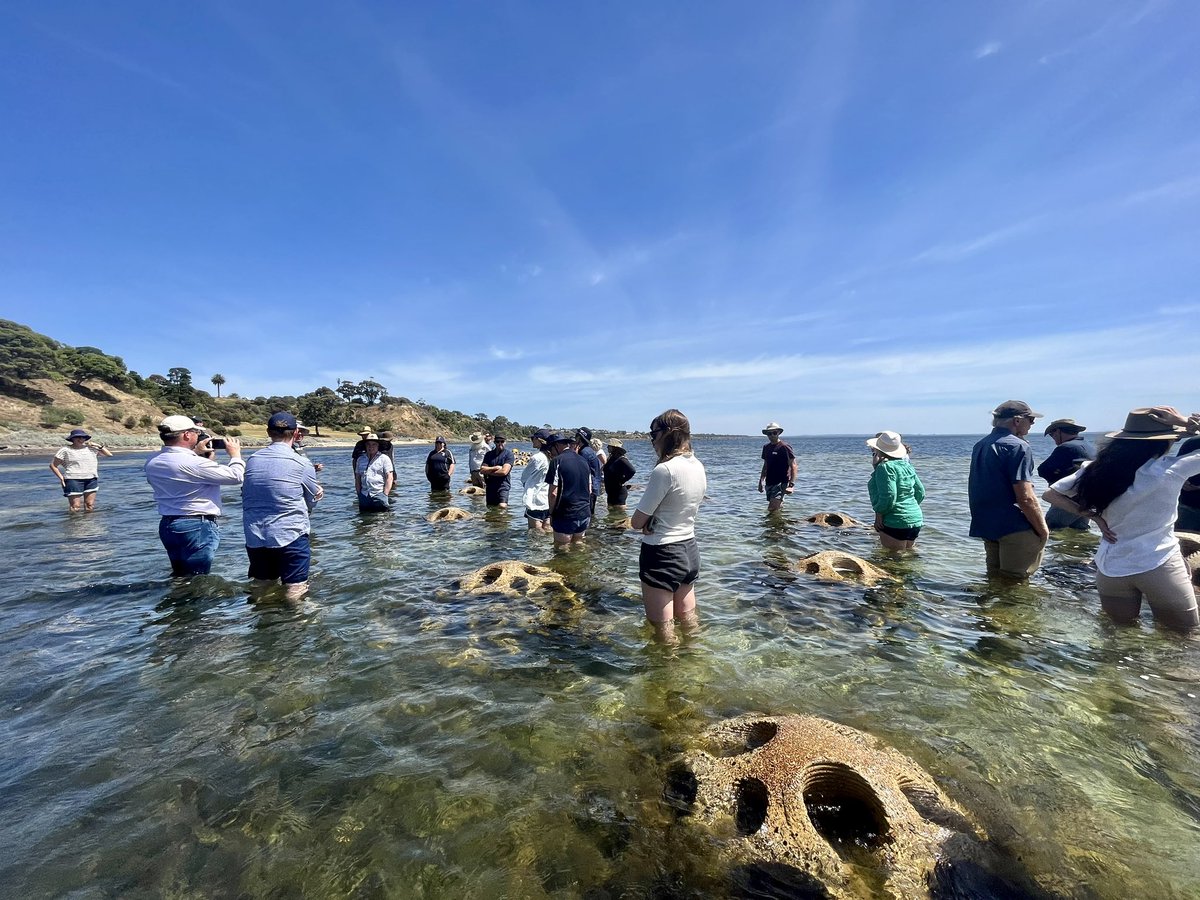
[1,2,1197,435]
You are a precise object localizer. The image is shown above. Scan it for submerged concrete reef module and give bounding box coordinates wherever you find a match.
[796,551,894,587]
[427,506,472,523]
[670,715,1034,900]
[806,512,863,528]
[1180,531,1200,587]
[459,485,486,496]
[460,560,575,599]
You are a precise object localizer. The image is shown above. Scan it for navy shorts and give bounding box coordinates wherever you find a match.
[878,524,921,542]
[485,482,510,506]
[247,534,311,584]
[765,482,789,502]
[640,538,700,592]
[525,508,551,521]
[63,477,98,497]
[552,515,590,535]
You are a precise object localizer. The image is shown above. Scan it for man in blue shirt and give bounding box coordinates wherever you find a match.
[1037,418,1095,530]
[574,427,603,516]
[968,400,1049,579]
[480,434,514,507]
[544,433,593,544]
[242,412,324,600]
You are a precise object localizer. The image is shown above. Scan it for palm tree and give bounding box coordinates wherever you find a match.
[211,373,226,398]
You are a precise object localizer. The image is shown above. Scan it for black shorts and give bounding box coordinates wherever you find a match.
[605,486,629,506]
[639,538,700,592]
[878,524,921,541]
[428,476,451,491]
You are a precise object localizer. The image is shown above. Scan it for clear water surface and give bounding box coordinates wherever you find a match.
[1,435,1197,898]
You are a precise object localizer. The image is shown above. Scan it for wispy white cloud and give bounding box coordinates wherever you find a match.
[489,346,524,361]
[910,216,1046,264]
[974,41,1002,59]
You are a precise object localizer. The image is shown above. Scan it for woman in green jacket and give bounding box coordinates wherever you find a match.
[866,430,926,550]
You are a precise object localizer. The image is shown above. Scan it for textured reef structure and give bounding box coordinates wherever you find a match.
[460,561,574,599]
[806,512,863,528]
[427,507,472,523]
[670,715,1034,899]
[795,551,894,586]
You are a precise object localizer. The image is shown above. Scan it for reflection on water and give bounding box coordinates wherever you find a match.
[0,436,1198,897]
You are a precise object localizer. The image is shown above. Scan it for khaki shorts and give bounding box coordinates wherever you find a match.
[983,529,1046,579]
[1096,551,1199,630]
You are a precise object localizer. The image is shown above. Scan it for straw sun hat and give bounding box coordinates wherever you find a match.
[866,430,908,459]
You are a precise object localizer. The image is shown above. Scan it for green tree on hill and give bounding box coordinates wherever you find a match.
[167,367,195,409]
[211,373,226,397]
[297,387,342,436]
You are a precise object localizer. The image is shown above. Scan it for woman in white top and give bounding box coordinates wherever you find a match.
[630,409,707,640]
[1044,406,1200,630]
[521,431,551,531]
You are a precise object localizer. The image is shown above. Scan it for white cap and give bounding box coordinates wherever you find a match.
[159,414,200,434]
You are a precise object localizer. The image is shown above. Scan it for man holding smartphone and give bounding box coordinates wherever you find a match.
[144,415,244,576]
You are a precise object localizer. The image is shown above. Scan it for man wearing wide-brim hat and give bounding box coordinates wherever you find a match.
[1037,418,1095,531]
[757,422,796,513]
[968,400,1049,579]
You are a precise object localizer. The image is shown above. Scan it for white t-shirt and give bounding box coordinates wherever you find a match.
[635,453,706,546]
[521,450,550,511]
[356,453,394,499]
[1053,452,1200,576]
[53,445,99,479]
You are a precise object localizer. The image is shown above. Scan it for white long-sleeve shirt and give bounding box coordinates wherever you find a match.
[1053,452,1200,576]
[144,446,245,516]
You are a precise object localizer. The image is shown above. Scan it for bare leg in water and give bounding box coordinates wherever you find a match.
[642,583,698,643]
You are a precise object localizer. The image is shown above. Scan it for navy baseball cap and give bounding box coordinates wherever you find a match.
[267,412,299,430]
[493,434,507,442]
[543,432,569,446]
[531,428,553,442]
[435,435,446,443]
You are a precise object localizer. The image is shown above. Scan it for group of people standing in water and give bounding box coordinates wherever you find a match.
[43,400,1200,635]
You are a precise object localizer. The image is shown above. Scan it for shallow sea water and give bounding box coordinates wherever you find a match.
[1,435,1198,899]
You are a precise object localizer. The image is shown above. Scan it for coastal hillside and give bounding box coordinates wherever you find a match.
[0,319,552,449]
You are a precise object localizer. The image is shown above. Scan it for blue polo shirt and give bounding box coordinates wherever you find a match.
[968,427,1037,540]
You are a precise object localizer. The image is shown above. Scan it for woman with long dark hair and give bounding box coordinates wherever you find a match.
[1044,406,1200,629]
[630,410,706,641]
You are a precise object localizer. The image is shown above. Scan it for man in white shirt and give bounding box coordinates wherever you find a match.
[144,414,244,576]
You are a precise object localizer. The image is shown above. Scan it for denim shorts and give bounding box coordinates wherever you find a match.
[63,477,98,497]
[247,534,311,584]
[159,515,220,577]
[358,493,390,512]
[640,538,700,591]
[552,515,590,535]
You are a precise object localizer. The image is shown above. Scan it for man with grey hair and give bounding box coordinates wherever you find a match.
[968,400,1049,579]
[144,414,244,576]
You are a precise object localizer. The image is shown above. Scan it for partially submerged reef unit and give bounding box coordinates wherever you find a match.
[669,715,1048,899]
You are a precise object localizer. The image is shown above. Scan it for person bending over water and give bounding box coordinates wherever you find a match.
[630,409,707,641]
[1044,406,1200,630]
[866,431,925,550]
